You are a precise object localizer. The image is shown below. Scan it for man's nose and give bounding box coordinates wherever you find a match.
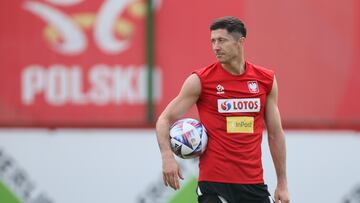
[213,42,221,51]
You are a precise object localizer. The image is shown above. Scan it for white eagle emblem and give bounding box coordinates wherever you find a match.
[247,81,259,93]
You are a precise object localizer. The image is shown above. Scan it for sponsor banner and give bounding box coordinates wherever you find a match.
[0,129,199,203]
[0,0,162,127]
[0,129,360,203]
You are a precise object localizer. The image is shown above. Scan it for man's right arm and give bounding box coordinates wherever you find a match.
[156,73,201,190]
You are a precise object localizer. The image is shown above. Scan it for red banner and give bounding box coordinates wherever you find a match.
[0,0,160,127]
[154,0,360,129]
[0,0,359,128]
[242,1,360,128]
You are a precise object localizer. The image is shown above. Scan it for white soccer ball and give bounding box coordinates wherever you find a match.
[169,118,208,159]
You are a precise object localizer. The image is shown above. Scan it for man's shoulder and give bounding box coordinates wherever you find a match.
[246,61,274,79]
[192,62,219,77]
[246,61,275,93]
[247,61,274,74]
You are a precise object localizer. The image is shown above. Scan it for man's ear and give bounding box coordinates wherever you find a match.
[239,37,245,44]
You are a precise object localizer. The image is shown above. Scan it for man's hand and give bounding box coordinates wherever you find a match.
[162,156,184,190]
[274,184,290,203]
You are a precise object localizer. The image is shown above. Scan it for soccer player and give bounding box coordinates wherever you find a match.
[155,16,290,203]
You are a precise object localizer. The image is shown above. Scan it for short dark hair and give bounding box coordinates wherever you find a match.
[210,16,247,38]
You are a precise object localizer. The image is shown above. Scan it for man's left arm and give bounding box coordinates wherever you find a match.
[265,76,290,203]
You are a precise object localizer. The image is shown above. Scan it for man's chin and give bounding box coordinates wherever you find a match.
[217,58,227,63]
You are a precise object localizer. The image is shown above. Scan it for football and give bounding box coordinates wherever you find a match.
[169,118,208,159]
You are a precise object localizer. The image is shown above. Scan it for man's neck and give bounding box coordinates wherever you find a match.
[221,58,245,75]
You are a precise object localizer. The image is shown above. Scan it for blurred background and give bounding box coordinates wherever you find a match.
[0,0,359,202]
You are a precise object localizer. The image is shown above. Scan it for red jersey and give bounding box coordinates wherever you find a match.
[193,61,274,184]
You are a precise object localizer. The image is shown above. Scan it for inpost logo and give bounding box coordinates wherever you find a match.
[23,0,161,55]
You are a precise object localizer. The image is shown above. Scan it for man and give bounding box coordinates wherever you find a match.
[156,16,290,203]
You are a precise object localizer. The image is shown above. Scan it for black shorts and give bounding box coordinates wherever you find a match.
[196,181,274,203]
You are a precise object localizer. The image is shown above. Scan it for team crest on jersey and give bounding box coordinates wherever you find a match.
[247,81,259,93]
[216,84,225,94]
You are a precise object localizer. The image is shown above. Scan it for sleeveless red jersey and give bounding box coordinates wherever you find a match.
[193,61,274,184]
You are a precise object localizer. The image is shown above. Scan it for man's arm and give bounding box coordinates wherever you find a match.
[265,76,290,203]
[156,74,201,190]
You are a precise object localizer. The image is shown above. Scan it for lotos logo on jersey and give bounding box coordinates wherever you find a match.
[218,98,260,113]
[220,100,232,111]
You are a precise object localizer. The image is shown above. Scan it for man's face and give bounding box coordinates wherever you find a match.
[210,29,242,63]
